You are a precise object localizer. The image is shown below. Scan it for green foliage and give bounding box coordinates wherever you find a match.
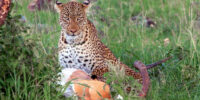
[0,5,63,100]
[104,62,141,100]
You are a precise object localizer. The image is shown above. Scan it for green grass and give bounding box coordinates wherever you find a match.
[2,0,200,99]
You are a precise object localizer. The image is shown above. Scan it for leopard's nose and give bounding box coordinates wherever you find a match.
[70,28,77,33]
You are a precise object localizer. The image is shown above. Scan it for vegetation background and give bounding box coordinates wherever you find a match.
[0,0,200,99]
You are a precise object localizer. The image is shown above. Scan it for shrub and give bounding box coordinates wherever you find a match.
[0,4,62,100]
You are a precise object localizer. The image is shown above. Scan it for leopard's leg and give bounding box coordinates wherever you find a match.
[123,66,142,80]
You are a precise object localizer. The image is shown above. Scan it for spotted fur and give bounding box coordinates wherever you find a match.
[0,0,11,26]
[56,1,142,81]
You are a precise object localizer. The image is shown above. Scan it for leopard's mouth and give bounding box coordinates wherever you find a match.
[64,32,83,44]
[67,33,76,36]
[66,32,80,37]
[65,33,78,39]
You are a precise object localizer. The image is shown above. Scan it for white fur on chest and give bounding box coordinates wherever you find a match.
[58,45,94,74]
[65,34,78,44]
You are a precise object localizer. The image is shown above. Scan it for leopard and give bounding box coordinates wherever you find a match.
[55,0,171,97]
[55,0,142,80]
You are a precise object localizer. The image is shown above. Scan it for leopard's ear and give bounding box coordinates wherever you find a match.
[54,0,63,13]
[82,0,91,12]
[82,0,90,9]
[83,0,90,6]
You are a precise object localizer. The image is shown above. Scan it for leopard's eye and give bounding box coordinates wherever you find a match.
[66,17,70,21]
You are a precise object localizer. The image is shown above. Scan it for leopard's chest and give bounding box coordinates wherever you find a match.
[58,45,95,74]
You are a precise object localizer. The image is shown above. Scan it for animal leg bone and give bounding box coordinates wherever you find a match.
[133,61,150,97]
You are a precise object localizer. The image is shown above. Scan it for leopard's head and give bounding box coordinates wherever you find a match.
[55,0,90,44]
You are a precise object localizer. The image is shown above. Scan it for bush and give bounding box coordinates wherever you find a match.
[0,4,62,100]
